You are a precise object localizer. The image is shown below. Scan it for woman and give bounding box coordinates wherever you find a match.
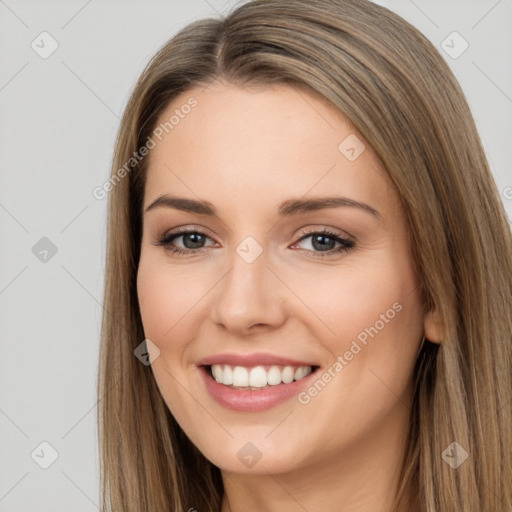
[97,0,512,510]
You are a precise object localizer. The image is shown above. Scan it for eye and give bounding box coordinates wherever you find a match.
[290,229,355,259]
[153,227,355,259]
[154,228,217,256]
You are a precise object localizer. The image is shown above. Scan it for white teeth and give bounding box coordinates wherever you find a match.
[223,365,233,385]
[281,366,295,384]
[294,366,311,380]
[267,365,282,385]
[249,366,267,387]
[210,364,313,388]
[212,364,223,383]
[232,366,249,387]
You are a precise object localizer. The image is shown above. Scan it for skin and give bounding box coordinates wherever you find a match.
[136,80,442,512]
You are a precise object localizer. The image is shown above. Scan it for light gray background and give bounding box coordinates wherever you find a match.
[0,0,510,510]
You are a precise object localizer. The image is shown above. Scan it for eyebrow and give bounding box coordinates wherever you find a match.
[144,195,382,220]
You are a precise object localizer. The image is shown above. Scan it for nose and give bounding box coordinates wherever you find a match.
[211,241,288,336]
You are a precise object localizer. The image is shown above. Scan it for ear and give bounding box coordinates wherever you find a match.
[423,307,443,344]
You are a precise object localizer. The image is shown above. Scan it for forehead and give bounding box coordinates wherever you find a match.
[143,81,399,220]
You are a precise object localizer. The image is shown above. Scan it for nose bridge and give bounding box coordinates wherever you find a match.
[211,235,286,332]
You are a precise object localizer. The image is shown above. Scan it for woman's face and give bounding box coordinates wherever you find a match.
[137,81,440,475]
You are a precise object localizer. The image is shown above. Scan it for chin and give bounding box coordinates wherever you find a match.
[194,433,308,475]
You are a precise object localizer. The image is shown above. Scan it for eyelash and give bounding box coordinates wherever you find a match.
[154,227,355,259]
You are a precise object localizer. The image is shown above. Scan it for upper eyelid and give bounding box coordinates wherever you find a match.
[297,227,352,239]
[165,225,213,236]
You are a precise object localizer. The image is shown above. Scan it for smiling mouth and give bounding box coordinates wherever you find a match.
[206,364,319,390]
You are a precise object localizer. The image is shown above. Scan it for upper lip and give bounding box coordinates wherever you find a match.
[196,352,317,368]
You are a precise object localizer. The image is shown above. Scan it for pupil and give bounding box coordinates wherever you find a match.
[312,234,335,251]
[184,233,204,249]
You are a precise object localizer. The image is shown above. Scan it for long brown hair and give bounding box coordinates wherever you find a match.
[97,0,512,510]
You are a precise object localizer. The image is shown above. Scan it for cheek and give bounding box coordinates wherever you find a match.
[136,256,211,347]
[290,253,424,395]
[285,254,420,346]
[282,264,424,455]
[137,262,173,343]
[319,267,422,401]
[136,258,210,436]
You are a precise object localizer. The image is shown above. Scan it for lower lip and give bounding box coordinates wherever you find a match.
[199,366,318,412]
